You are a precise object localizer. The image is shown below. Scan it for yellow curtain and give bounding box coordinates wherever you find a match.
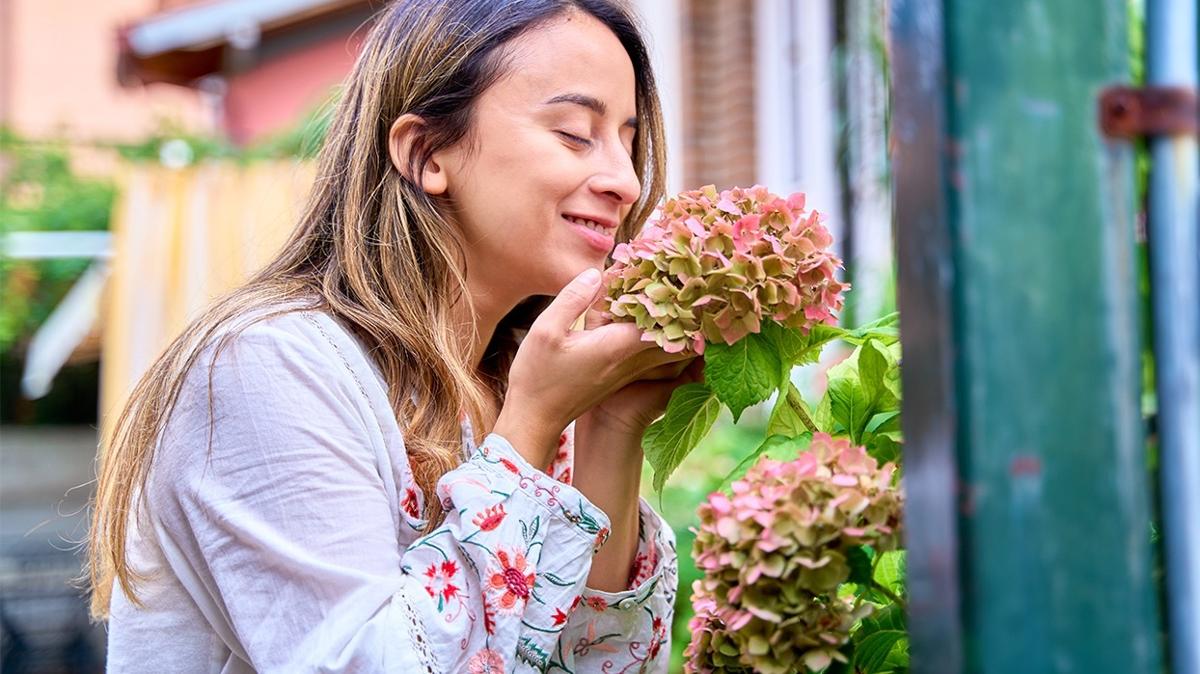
[100,160,315,445]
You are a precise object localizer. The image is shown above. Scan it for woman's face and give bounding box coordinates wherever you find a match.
[436,11,641,305]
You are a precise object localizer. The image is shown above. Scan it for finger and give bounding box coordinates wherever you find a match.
[637,359,693,381]
[533,268,603,336]
[583,306,611,331]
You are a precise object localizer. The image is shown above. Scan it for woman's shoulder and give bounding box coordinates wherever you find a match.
[177,300,380,405]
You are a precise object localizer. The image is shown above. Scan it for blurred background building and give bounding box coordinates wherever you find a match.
[0,1,891,670]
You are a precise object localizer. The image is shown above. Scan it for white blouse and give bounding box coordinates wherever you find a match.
[105,306,677,673]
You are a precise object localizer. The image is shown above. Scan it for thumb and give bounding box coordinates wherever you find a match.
[536,268,603,334]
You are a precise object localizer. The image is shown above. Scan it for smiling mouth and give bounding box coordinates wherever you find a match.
[563,214,615,234]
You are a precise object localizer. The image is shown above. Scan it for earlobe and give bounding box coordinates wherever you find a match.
[387,114,448,195]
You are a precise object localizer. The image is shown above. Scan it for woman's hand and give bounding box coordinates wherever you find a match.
[578,356,705,439]
[493,269,693,468]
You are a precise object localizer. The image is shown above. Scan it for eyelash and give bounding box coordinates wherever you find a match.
[556,131,593,147]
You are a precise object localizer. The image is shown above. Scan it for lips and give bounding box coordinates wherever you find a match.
[564,215,616,253]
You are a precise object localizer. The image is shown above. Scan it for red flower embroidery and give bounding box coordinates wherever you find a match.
[586,596,608,612]
[401,487,421,519]
[649,616,666,659]
[499,458,521,474]
[488,548,535,614]
[482,598,497,635]
[473,504,507,531]
[594,526,610,549]
[468,648,505,674]
[553,607,569,626]
[422,560,460,608]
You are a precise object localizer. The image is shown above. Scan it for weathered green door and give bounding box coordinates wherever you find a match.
[891,1,1165,672]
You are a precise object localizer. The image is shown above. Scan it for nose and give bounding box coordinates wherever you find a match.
[589,145,641,206]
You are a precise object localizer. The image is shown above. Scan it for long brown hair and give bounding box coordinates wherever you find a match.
[86,0,667,620]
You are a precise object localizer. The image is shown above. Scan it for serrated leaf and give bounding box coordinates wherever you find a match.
[762,320,843,370]
[853,632,907,673]
[704,332,781,422]
[642,383,721,491]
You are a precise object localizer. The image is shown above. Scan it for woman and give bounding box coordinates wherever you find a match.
[88,1,699,671]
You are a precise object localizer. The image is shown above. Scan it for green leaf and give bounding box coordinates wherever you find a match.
[766,382,812,437]
[814,388,835,434]
[717,433,811,491]
[853,632,907,673]
[865,410,901,436]
[842,311,901,346]
[873,551,906,596]
[827,376,874,444]
[867,434,903,465]
[762,320,844,370]
[846,545,875,586]
[858,339,890,404]
[853,603,908,672]
[642,383,722,491]
[704,332,781,422]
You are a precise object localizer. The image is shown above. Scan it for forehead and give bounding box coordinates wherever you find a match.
[487,12,637,115]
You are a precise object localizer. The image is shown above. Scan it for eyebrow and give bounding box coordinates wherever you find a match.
[543,92,638,129]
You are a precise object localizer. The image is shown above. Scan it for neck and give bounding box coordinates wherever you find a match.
[455,277,521,374]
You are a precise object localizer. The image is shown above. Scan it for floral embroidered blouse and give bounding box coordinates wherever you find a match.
[105,307,678,673]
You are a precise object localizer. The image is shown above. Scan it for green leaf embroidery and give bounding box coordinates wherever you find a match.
[642,383,722,491]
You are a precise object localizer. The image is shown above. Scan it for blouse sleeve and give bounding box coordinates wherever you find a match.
[540,425,679,673]
[142,317,625,673]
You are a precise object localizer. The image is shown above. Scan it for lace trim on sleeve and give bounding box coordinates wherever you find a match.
[395,583,439,673]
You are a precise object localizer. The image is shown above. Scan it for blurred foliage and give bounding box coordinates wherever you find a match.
[640,415,765,672]
[113,92,337,164]
[0,93,336,420]
[0,128,115,356]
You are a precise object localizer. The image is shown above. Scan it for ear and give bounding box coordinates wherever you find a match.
[388,113,449,195]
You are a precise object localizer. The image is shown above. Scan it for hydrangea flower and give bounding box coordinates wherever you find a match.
[602,185,847,354]
[684,434,904,673]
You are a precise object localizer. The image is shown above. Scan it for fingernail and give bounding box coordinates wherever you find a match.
[578,268,600,285]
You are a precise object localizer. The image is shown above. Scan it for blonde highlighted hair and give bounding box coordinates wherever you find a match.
[86,0,667,620]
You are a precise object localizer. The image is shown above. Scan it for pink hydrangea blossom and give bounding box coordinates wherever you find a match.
[603,185,848,354]
[684,434,904,673]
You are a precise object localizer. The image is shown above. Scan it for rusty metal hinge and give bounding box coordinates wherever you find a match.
[1098,85,1198,139]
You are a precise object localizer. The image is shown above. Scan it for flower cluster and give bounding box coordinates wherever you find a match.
[602,185,847,354]
[684,434,903,674]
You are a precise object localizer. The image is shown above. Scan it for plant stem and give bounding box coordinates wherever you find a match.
[786,385,820,434]
[871,580,907,609]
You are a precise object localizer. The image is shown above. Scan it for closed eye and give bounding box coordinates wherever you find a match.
[555,130,592,147]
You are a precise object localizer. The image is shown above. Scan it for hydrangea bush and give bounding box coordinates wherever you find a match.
[599,185,908,672]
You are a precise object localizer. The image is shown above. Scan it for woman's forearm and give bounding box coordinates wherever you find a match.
[572,415,644,592]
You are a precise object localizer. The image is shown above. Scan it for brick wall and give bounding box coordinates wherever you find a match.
[681,0,758,191]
